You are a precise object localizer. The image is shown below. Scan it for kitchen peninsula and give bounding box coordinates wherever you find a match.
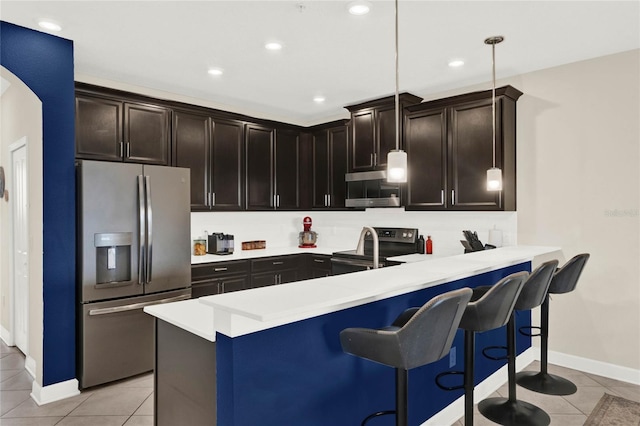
[145,245,560,426]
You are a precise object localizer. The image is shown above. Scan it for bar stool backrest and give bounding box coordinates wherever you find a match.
[515,260,559,311]
[340,287,473,370]
[460,272,528,332]
[548,254,590,294]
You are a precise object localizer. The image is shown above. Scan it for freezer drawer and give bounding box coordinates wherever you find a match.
[78,289,190,389]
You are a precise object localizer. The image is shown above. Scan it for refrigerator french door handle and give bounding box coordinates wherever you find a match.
[145,175,153,284]
[87,294,190,316]
[137,175,146,285]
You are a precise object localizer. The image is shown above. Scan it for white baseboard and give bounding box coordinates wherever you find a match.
[547,350,640,386]
[422,348,536,426]
[24,356,37,379]
[0,325,14,346]
[31,378,80,406]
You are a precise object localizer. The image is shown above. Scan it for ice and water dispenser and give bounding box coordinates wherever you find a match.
[94,233,132,284]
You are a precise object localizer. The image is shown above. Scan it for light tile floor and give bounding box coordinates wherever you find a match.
[1,340,153,426]
[2,340,639,425]
[453,361,640,425]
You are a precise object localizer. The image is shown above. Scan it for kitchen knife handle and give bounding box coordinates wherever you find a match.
[145,175,153,283]
[137,175,145,285]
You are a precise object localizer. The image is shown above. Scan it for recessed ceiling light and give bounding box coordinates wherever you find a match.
[265,42,283,51]
[448,59,465,68]
[207,68,223,76]
[38,20,62,32]
[313,96,326,103]
[348,1,371,15]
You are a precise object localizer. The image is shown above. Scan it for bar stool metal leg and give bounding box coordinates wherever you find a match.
[478,314,550,425]
[463,330,475,426]
[515,296,578,395]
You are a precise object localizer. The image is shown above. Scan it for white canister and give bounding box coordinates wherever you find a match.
[488,229,503,247]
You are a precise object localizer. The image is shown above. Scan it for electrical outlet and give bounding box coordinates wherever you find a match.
[449,346,456,368]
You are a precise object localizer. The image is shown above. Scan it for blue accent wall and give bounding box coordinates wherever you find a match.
[1,21,76,386]
[217,262,531,426]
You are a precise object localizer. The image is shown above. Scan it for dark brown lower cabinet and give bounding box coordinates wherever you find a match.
[191,260,250,298]
[155,319,216,426]
[308,254,331,279]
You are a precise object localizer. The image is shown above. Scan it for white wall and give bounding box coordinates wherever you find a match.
[513,49,640,371]
[0,66,44,383]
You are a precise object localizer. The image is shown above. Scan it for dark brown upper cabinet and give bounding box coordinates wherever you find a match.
[310,121,349,209]
[172,109,243,210]
[404,85,522,211]
[245,124,301,210]
[345,93,422,172]
[75,88,170,165]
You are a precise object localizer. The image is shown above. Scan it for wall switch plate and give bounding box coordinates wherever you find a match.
[449,347,456,368]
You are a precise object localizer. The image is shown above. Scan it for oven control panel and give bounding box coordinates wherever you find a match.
[374,227,418,243]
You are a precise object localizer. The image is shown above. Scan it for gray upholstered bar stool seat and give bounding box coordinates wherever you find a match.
[436,272,528,426]
[477,260,559,426]
[516,254,590,396]
[340,287,473,426]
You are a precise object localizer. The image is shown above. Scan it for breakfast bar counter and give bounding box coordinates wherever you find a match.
[146,245,561,426]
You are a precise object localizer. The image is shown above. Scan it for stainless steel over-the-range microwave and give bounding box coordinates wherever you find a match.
[345,170,401,208]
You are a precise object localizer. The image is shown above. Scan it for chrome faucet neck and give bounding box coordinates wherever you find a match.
[355,226,379,269]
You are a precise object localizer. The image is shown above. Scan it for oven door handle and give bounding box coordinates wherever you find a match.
[88,294,190,316]
[330,257,383,269]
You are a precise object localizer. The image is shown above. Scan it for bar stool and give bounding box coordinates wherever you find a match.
[340,287,473,426]
[435,272,528,426]
[477,260,559,426]
[516,254,590,396]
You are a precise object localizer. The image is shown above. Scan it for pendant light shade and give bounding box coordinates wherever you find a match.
[485,35,503,192]
[386,0,407,183]
[486,167,502,191]
[387,149,408,182]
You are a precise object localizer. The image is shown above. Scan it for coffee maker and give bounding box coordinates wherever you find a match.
[298,216,318,248]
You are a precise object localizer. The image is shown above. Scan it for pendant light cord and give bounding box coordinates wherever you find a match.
[491,41,496,168]
[395,0,399,152]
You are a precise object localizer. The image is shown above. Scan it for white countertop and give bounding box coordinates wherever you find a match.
[144,299,216,342]
[191,245,348,264]
[200,245,561,338]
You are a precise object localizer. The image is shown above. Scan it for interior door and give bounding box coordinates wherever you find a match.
[11,143,28,354]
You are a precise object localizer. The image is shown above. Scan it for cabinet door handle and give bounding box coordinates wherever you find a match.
[441,190,444,205]
[276,194,280,208]
[451,190,455,205]
[211,192,216,207]
[221,282,225,293]
[272,261,284,265]
[313,259,325,263]
[325,194,329,207]
[370,153,374,167]
[373,152,377,166]
[126,143,131,158]
[327,194,331,206]
[119,142,124,158]
[214,267,228,272]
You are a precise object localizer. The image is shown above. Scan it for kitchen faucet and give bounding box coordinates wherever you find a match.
[355,226,379,269]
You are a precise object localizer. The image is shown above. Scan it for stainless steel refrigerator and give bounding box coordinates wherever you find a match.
[77,160,191,388]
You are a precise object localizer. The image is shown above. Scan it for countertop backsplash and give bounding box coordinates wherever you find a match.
[191,209,517,256]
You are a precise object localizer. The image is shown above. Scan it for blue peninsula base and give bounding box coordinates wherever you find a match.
[216,262,532,426]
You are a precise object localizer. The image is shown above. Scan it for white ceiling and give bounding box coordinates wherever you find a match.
[2,1,639,126]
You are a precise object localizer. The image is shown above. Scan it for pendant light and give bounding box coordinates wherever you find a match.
[485,36,503,191]
[387,0,407,183]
